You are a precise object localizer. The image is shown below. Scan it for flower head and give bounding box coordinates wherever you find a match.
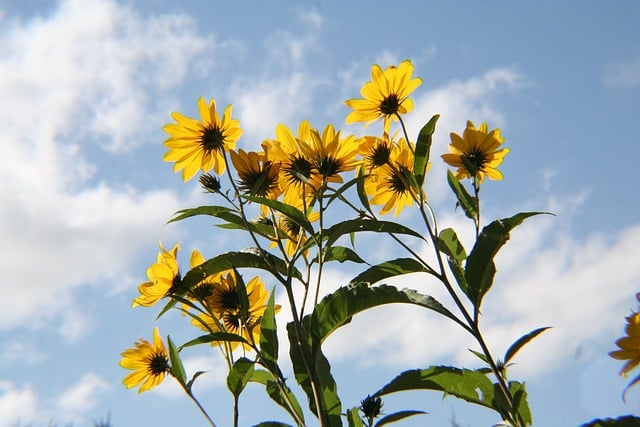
[120,327,170,393]
[163,97,243,181]
[610,311,640,377]
[345,60,422,132]
[132,242,181,308]
[442,121,510,183]
[299,124,360,185]
[195,270,275,350]
[230,149,281,199]
[365,137,422,216]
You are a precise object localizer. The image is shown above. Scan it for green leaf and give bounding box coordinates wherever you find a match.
[504,326,551,364]
[249,370,305,425]
[242,195,314,236]
[260,288,279,372]
[374,410,427,427]
[346,407,365,427]
[580,416,640,427]
[414,114,439,186]
[186,371,207,390]
[315,246,368,265]
[468,349,489,364]
[374,366,496,410]
[227,357,255,398]
[324,175,364,207]
[322,219,426,249]
[465,212,548,306]
[349,258,433,286]
[437,228,470,298]
[310,283,469,343]
[356,165,373,215]
[446,170,477,220]
[180,332,249,350]
[167,205,236,224]
[167,335,186,386]
[286,322,342,427]
[180,249,303,293]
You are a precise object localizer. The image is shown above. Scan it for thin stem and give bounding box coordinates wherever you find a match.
[233,395,239,427]
[395,113,413,154]
[180,383,218,427]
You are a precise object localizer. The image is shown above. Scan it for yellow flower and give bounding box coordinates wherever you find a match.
[120,327,169,393]
[195,271,276,350]
[345,60,422,132]
[365,137,422,216]
[610,311,640,377]
[300,124,361,186]
[263,121,321,209]
[230,149,281,199]
[132,242,181,308]
[163,97,243,181]
[269,211,320,257]
[186,249,227,303]
[359,133,393,171]
[441,121,510,182]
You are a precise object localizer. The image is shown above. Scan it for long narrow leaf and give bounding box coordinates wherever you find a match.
[374,410,427,426]
[242,195,315,235]
[260,289,279,372]
[167,205,236,224]
[437,228,470,298]
[504,327,551,364]
[249,370,305,425]
[414,114,439,186]
[446,171,477,220]
[349,258,433,286]
[167,335,186,386]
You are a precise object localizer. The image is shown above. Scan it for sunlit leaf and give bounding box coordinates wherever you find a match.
[349,258,433,286]
[356,165,373,214]
[314,246,368,265]
[437,228,469,298]
[180,249,303,293]
[504,327,551,364]
[346,407,365,427]
[167,205,236,224]
[167,335,186,386]
[310,283,470,343]
[260,289,279,372]
[446,171,477,220]
[374,410,427,426]
[242,195,314,235]
[227,357,255,398]
[414,114,439,186]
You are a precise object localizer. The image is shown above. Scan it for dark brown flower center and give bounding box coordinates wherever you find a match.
[201,125,225,153]
[285,156,314,185]
[219,289,240,311]
[237,161,279,196]
[461,149,488,175]
[379,94,400,115]
[148,353,169,376]
[367,143,391,167]
[315,155,342,177]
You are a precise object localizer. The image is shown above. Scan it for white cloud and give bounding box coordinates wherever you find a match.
[0,0,214,336]
[0,341,47,366]
[604,55,640,88]
[0,381,41,426]
[57,373,110,422]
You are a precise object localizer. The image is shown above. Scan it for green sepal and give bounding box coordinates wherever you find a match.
[446,170,477,220]
[414,114,439,186]
[465,212,549,307]
[227,357,255,398]
[504,326,551,364]
[374,410,427,426]
[167,335,187,386]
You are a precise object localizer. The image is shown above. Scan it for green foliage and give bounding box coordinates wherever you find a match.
[580,416,640,427]
[414,114,439,186]
[446,171,477,220]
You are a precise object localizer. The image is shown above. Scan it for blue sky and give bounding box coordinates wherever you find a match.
[1,1,639,426]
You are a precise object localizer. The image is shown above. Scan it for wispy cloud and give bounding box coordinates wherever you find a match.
[604,54,640,88]
[57,373,111,423]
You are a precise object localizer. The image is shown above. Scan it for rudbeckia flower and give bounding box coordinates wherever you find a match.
[365,137,422,216]
[132,242,181,308]
[120,327,170,393]
[442,121,510,183]
[163,97,243,181]
[345,60,422,132]
[300,124,361,185]
[610,311,640,377]
[230,149,281,199]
